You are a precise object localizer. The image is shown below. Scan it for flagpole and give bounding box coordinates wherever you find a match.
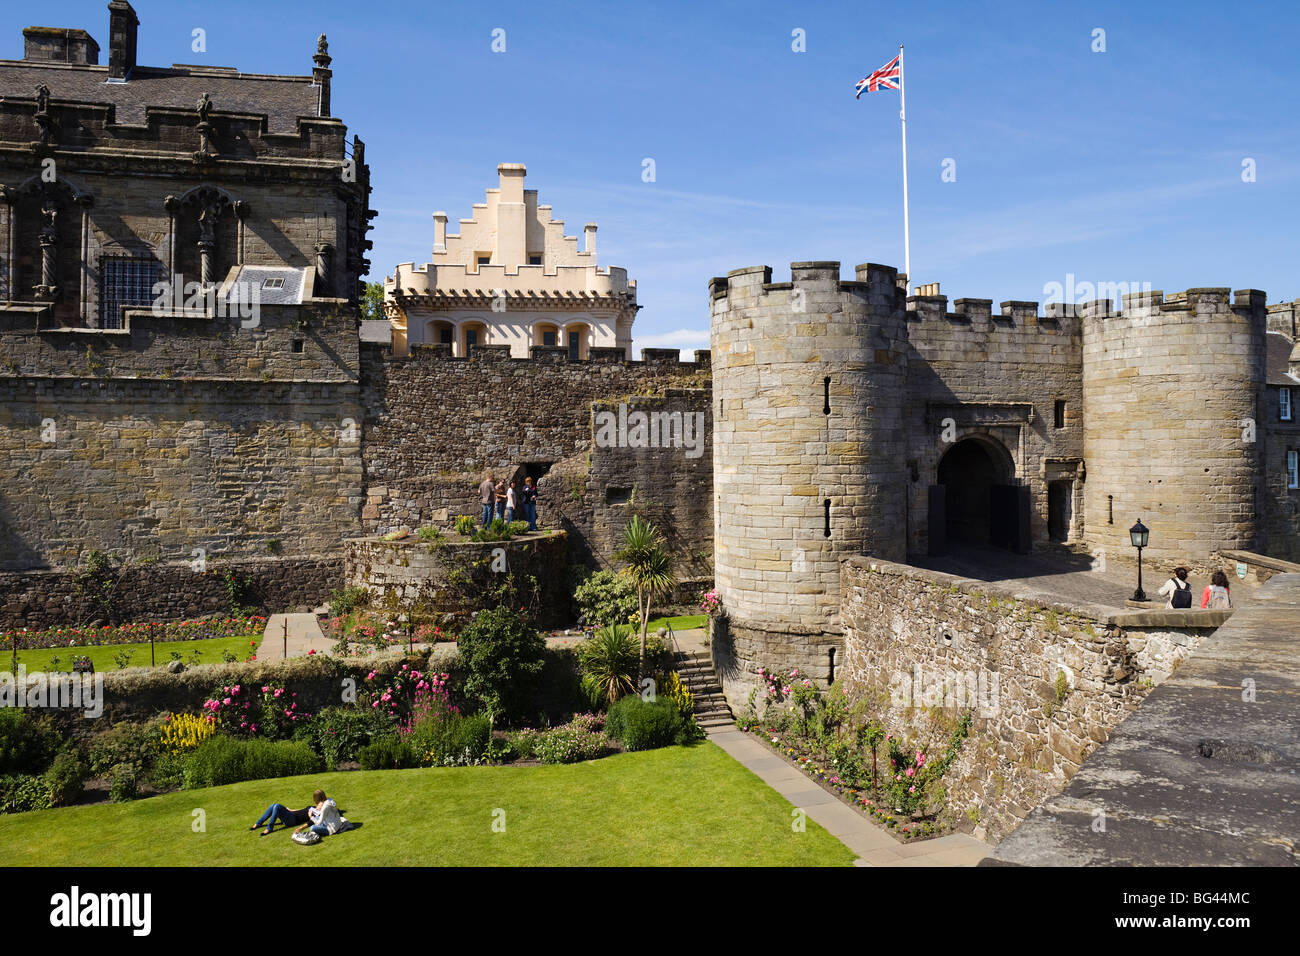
[899,43,911,287]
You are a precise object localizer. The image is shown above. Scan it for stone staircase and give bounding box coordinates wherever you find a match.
[674,649,733,731]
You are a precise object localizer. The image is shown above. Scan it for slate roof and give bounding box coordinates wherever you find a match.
[221,265,312,306]
[1265,331,1300,386]
[0,61,322,132]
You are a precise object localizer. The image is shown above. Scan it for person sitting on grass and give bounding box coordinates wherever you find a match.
[294,789,352,839]
[250,801,311,836]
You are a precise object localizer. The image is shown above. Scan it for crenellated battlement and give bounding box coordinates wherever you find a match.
[709,261,902,306]
[362,339,708,370]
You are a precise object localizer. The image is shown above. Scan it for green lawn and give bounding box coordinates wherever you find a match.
[7,634,262,674]
[648,614,707,632]
[0,743,853,867]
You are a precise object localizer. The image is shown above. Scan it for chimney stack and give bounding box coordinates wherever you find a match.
[23,28,100,64]
[432,212,448,254]
[107,1,139,80]
[584,223,597,261]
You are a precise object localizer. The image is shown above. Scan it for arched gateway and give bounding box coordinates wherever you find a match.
[929,435,1029,555]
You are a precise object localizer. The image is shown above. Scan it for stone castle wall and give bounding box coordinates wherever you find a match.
[1082,289,1267,566]
[359,341,713,572]
[0,554,341,628]
[904,297,1085,553]
[0,305,363,572]
[838,556,1224,842]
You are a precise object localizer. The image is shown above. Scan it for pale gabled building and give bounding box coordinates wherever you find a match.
[384,163,638,358]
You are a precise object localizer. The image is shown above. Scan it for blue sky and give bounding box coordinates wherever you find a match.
[11,0,1300,354]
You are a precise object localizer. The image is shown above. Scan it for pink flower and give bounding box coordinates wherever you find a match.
[222,697,231,705]
[261,686,270,693]
[909,786,916,793]
[906,767,915,777]
[916,752,925,766]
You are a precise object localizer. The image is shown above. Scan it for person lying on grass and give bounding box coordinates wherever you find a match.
[250,802,312,836]
[294,789,353,839]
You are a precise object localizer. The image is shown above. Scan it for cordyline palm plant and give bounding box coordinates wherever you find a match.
[614,515,677,673]
[577,623,639,707]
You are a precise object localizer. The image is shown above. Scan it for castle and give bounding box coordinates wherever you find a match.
[710,261,1300,693]
[1,6,1297,703]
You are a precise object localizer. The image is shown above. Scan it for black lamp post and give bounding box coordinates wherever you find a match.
[1129,519,1150,602]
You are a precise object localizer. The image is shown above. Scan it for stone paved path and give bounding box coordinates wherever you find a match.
[259,613,333,661]
[706,726,989,866]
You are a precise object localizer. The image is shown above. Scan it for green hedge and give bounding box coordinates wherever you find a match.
[605,696,689,752]
[182,735,321,789]
[357,737,414,771]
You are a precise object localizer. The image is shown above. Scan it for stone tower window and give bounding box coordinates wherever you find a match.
[528,254,542,265]
[823,499,831,538]
[823,377,831,415]
[1054,399,1066,429]
[1288,450,1298,490]
[1281,387,1292,422]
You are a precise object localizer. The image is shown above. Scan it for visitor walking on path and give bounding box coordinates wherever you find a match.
[1158,567,1194,609]
[522,476,538,531]
[479,474,496,528]
[1202,570,1233,609]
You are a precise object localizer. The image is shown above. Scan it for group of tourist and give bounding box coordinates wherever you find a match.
[1157,567,1234,609]
[478,473,539,531]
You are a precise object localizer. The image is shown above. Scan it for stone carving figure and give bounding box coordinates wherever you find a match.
[196,92,212,123]
[33,84,53,145]
[317,34,328,56]
[35,84,50,114]
[197,201,222,243]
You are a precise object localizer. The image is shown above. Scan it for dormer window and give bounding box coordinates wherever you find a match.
[262,277,285,290]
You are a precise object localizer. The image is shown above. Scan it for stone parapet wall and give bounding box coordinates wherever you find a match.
[343,531,570,628]
[837,556,1224,843]
[0,553,341,628]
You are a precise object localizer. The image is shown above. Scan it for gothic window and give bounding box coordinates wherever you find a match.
[99,256,159,329]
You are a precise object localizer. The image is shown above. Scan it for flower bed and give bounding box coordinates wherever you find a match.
[1,616,267,653]
[736,666,974,842]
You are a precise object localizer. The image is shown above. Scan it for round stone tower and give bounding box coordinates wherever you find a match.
[1081,288,1267,569]
[709,261,908,707]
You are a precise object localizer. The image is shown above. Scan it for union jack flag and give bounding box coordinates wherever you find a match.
[855,54,901,98]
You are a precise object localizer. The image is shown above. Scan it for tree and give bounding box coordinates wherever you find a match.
[614,515,677,672]
[456,606,546,724]
[359,281,385,322]
[577,623,639,707]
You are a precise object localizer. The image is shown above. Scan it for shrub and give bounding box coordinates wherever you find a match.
[470,518,513,542]
[328,586,368,618]
[202,680,311,739]
[507,520,531,536]
[505,728,539,760]
[357,736,414,770]
[182,736,321,789]
[577,623,639,707]
[109,762,138,803]
[294,706,394,768]
[0,710,59,776]
[533,719,610,764]
[456,607,546,723]
[44,752,86,807]
[415,526,444,543]
[453,514,477,536]
[147,751,187,791]
[0,773,50,814]
[87,716,166,777]
[406,713,491,766]
[605,695,688,751]
[572,569,638,628]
